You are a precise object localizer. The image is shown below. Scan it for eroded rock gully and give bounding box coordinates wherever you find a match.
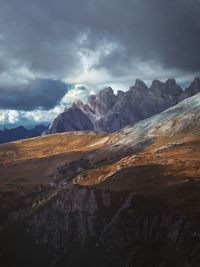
[1,185,200,267]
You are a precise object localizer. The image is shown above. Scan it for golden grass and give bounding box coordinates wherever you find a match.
[0,131,111,191]
[77,133,200,188]
[0,129,199,198]
[0,131,110,164]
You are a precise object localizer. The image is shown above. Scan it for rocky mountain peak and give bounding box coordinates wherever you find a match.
[165,79,183,96]
[46,105,94,134]
[151,79,165,89]
[165,78,176,87]
[117,90,125,98]
[72,100,85,109]
[45,78,200,135]
[99,86,114,96]
[135,79,148,89]
[183,77,200,97]
[87,86,117,116]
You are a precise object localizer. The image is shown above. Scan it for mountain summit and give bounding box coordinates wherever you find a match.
[46,78,200,134]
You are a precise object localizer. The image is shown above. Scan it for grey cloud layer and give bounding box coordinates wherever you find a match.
[0,0,199,111]
[0,0,199,74]
[0,79,68,110]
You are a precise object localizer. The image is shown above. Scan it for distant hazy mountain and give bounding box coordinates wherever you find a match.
[0,124,48,144]
[46,78,200,134]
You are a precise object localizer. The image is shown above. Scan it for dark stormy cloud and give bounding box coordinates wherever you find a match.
[0,0,199,77]
[0,79,68,110]
[0,0,199,125]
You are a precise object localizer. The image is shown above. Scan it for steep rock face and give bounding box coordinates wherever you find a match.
[98,79,183,132]
[181,77,200,99]
[26,187,120,263]
[165,78,183,96]
[46,78,200,134]
[46,106,94,134]
[135,78,149,89]
[3,187,199,267]
[87,87,117,117]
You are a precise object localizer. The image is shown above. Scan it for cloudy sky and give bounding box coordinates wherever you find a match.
[0,0,200,128]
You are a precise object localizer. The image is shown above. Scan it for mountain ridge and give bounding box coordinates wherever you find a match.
[0,124,48,144]
[46,77,200,134]
[0,93,200,267]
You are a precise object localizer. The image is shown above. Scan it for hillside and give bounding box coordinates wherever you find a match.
[0,94,200,267]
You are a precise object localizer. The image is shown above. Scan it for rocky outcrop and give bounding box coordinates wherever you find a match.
[97,78,184,132]
[181,77,200,99]
[45,105,94,134]
[87,87,117,117]
[46,78,200,134]
[2,186,199,267]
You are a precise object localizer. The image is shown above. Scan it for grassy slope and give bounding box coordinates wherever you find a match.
[0,100,200,218]
[0,132,111,191]
[0,105,200,267]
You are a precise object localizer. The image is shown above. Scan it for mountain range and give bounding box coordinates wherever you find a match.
[0,125,48,144]
[0,92,200,267]
[1,78,200,144]
[46,78,200,134]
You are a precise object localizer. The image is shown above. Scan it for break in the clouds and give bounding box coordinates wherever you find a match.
[0,0,200,126]
[0,84,99,129]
